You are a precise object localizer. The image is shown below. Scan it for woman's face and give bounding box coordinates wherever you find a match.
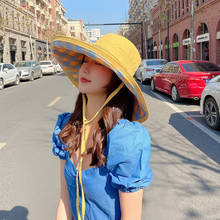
[78,56,113,95]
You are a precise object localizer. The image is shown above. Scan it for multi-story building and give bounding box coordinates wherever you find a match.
[0,0,68,64]
[151,0,220,64]
[118,23,129,37]
[86,28,101,42]
[128,0,159,58]
[66,20,89,41]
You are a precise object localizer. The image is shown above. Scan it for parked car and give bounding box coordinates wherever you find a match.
[15,60,42,81]
[151,60,220,102]
[200,75,220,130]
[135,59,168,84]
[0,63,20,90]
[56,63,63,72]
[40,60,56,75]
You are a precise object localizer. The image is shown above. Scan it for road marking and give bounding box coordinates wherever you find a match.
[187,115,204,118]
[48,96,62,107]
[0,143,6,149]
[152,92,220,144]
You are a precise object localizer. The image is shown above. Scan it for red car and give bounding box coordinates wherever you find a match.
[151,60,220,102]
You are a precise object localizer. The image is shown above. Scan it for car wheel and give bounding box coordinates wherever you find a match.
[171,85,181,102]
[204,97,220,130]
[30,72,34,81]
[151,79,156,91]
[14,75,20,85]
[0,78,4,90]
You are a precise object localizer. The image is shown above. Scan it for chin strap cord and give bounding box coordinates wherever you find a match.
[76,82,124,220]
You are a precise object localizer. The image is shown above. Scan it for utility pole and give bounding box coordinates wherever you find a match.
[190,0,194,60]
[167,9,170,62]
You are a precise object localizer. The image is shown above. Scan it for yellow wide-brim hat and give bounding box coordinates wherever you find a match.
[52,33,149,122]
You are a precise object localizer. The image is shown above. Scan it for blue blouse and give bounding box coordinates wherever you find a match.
[52,113,153,220]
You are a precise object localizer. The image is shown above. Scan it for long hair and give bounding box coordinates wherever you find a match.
[59,74,134,167]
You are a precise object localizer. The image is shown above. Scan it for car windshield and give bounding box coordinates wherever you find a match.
[146,60,168,66]
[15,62,32,67]
[182,62,220,72]
[40,61,51,65]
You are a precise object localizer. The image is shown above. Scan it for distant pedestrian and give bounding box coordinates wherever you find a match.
[52,33,153,220]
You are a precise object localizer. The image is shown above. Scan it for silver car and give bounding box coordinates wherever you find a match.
[15,61,42,81]
[135,59,168,84]
[200,75,220,130]
[0,63,20,90]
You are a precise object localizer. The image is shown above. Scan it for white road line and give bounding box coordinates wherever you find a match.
[187,115,204,118]
[48,96,62,107]
[0,143,6,149]
[152,92,220,144]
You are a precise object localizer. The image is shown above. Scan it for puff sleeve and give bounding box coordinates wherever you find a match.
[52,112,71,160]
[106,119,153,192]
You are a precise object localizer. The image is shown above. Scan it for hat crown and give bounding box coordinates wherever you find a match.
[95,34,141,76]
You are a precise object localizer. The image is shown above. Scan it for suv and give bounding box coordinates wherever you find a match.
[0,63,20,90]
[200,75,220,130]
[15,60,42,81]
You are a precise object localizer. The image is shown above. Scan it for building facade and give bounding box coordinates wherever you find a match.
[66,20,89,41]
[151,0,220,64]
[0,0,68,64]
[128,0,159,58]
[86,28,101,42]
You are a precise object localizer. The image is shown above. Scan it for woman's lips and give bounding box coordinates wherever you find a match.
[80,77,91,83]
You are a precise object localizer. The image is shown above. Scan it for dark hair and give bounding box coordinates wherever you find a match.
[59,72,134,167]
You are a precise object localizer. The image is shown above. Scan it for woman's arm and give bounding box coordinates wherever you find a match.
[119,189,143,220]
[56,160,73,220]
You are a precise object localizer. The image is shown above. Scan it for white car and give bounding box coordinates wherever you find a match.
[0,63,20,90]
[200,75,220,130]
[55,63,63,72]
[40,60,56,75]
[135,59,168,84]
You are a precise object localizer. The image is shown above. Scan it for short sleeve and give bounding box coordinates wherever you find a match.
[52,112,71,160]
[106,119,153,192]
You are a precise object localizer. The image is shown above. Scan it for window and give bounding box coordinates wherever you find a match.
[196,0,199,7]
[178,1,180,17]
[7,64,15,69]
[182,62,220,72]
[168,63,180,73]
[71,26,75,30]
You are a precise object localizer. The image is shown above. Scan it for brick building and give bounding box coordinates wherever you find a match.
[152,0,220,64]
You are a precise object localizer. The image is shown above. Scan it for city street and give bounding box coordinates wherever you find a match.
[0,73,220,220]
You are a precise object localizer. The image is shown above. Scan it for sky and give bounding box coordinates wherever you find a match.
[60,0,129,35]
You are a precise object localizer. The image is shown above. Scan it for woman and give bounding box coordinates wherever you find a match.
[52,33,153,220]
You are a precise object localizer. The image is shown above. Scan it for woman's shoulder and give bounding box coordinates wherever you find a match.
[107,119,150,147]
[106,119,150,158]
[54,112,71,134]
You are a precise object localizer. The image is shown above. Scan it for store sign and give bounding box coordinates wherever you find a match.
[196,33,209,43]
[217,31,220,40]
[183,38,191,46]
[172,42,179,48]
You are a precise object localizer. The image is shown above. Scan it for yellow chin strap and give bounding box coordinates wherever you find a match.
[76,83,124,220]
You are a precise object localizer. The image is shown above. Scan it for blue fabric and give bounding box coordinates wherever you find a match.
[52,113,153,220]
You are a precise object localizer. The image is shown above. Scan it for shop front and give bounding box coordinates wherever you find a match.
[196,33,210,60]
[182,38,191,60]
[172,42,179,60]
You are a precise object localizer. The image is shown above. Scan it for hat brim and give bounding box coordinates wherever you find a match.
[52,36,149,122]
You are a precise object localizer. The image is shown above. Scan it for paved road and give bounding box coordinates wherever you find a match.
[0,74,219,220]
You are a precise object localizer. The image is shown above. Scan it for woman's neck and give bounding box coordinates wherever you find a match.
[85,93,107,123]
